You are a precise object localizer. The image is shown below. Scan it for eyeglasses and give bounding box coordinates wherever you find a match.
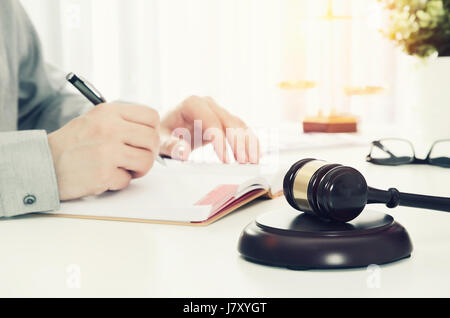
[366,138,450,168]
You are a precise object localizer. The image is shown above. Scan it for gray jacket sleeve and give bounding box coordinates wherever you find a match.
[16,3,92,133]
[0,1,92,217]
[0,131,60,217]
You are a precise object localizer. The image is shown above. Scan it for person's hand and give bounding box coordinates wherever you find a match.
[159,96,260,164]
[48,103,160,201]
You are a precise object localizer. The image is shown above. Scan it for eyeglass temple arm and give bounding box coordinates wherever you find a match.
[371,141,397,158]
[367,187,450,212]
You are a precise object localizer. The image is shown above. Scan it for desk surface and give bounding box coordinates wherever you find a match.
[1,145,449,297]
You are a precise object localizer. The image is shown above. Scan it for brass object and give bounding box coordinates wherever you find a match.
[292,160,327,212]
[343,86,387,96]
[278,80,317,90]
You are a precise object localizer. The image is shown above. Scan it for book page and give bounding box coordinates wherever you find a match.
[165,146,286,195]
[51,160,265,223]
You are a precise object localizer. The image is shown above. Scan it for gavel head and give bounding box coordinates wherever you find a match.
[283,159,369,223]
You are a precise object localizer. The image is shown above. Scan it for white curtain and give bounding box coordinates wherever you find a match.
[21,0,399,126]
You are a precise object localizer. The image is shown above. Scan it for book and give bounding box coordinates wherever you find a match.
[45,159,285,226]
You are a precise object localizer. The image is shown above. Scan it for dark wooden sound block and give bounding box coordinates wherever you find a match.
[238,209,413,270]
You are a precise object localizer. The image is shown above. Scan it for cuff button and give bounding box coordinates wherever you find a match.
[23,195,36,205]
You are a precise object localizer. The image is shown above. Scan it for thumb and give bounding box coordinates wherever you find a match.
[160,134,191,161]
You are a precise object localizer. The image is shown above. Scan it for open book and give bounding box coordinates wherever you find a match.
[46,160,285,226]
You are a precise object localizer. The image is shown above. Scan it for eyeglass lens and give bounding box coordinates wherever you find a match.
[428,140,450,167]
[370,139,415,165]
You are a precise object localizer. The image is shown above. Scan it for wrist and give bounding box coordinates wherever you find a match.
[47,132,60,163]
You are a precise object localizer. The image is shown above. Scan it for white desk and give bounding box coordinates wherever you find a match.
[1,145,449,298]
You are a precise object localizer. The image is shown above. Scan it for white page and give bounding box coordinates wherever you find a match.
[51,160,265,223]
[165,158,286,194]
[263,169,286,195]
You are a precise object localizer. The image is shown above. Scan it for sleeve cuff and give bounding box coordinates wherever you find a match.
[0,130,60,217]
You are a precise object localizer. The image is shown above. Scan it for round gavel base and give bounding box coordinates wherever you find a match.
[238,209,413,270]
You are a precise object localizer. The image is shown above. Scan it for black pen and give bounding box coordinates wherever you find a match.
[66,72,166,166]
[66,72,106,105]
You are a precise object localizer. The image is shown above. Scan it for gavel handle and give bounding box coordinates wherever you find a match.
[368,187,450,212]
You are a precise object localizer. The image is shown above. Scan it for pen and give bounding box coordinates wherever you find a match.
[66,72,166,166]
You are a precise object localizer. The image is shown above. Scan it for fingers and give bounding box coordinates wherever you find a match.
[54,103,162,200]
[116,104,160,128]
[108,168,133,191]
[159,132,192,161]
[243,129,260,164]
[198,105,229,164]
[121,121,160,153]
[206,97,260,164]
[225,127,260,164]
[226,129,248,164]
[117,145,156,179]
[183,96,229,163]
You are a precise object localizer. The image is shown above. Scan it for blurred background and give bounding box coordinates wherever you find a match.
[20,0,449,140]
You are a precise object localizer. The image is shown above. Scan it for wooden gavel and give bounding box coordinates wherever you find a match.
[283,159,450,223]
